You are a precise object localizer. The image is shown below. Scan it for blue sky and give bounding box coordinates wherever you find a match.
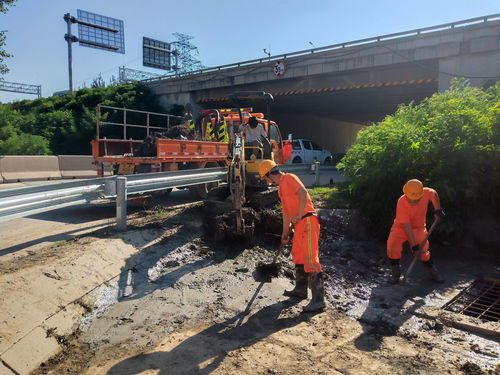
[0,0,498,102]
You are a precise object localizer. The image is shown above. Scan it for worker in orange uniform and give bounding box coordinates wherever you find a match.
[259,160,325,312]
[282,139,292,164]
[387,179,445,284]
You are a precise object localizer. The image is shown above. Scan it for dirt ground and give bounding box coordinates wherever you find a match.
[2,203,499,375]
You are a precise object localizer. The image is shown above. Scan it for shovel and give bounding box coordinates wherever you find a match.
[402,217,440,282]
[256,241,286,279]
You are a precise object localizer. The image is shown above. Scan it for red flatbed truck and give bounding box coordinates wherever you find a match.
[91,104,286,198]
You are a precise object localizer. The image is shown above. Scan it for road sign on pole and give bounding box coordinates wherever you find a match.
[63,10,125,92]
[77,9,125,53]
[143,37,172,70]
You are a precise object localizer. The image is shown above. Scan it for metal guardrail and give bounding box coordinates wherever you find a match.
[0,168,227,225]
[0,164,336,227]
[124,168,227,195]
[0,177,111,222]
[141,13,500,83]
[280,163,336,173]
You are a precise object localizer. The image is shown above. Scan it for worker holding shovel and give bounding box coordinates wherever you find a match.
[387,179,445,284]
[259,160,325,312]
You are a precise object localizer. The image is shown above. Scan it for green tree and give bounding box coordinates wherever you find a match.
[0,105,50,155]
[338,79,500,238]
[1,82,175,155]
[0,133,50,155]
[0,0,17,75]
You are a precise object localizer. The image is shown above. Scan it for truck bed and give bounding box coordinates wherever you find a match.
[91,138,229,164]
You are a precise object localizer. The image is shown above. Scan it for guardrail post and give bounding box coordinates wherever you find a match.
[116,176,127,231]
[313,161,320,187]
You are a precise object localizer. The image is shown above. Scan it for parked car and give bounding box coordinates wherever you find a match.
[288,139,333,164]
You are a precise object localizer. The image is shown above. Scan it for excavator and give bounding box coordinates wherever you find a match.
[205,91,286,241]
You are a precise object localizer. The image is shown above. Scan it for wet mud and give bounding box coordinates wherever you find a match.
[7,204,498,375]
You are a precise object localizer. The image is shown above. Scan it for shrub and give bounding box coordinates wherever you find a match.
[337,79,500,238]
[0,133,50,155]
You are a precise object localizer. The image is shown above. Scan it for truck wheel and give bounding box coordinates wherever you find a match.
[292,156,302,164]
[187,162,221,200]
[189,181,219,200]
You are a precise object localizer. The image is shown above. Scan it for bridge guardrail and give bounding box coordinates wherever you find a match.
[142,14,500,83]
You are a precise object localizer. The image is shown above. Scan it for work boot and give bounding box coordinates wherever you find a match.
[423,259,445,283]
[429,265,445,283]
[388,260,401,284]
[302,272,326,313]
[284,265,308,299]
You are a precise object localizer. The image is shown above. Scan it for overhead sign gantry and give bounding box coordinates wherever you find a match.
[63,9,125,91]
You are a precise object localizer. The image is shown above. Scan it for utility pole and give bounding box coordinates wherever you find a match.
[63,13,78,92]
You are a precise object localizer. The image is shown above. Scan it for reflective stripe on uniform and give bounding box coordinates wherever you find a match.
[307,217,314,271]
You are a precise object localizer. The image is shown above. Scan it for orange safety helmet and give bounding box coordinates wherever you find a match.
[403,179,424,200]
[258,159,278,179]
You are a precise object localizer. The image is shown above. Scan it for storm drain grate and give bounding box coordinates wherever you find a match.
[442,278,500,323]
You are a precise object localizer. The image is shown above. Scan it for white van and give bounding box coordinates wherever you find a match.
[289,139,333,164]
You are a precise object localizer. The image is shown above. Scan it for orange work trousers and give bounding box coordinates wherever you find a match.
[292,215,322,273]
[387,227,431,262]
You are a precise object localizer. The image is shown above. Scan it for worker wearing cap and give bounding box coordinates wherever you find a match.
[259,159,325,312]
[387,179,445,284]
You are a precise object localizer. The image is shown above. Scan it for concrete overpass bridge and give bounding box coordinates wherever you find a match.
[145,14,500,154]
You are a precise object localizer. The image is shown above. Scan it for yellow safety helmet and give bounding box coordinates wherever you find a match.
[258,159,278,179]
[403,179,424,200]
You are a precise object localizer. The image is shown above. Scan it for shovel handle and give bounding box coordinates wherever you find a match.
[270,242,285,264]
[270,223,294,264]
[403,217,441,281]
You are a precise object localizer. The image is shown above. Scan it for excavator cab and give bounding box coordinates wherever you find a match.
[206,92,283,240]
[229,91,283,189]
[205,91,283,240]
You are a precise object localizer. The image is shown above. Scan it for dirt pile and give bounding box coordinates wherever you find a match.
[164,125,196,140]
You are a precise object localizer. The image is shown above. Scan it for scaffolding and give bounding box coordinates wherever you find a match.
[118,66,165,84]
[0,80,42,98]
[171,33,203,73]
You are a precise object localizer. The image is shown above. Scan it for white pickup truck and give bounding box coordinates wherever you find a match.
[288,139,333,164]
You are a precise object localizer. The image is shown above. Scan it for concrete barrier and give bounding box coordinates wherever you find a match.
[0,156,62,182]
[58,155,98,179]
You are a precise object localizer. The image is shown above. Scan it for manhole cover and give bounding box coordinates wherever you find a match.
[442,278,499,323]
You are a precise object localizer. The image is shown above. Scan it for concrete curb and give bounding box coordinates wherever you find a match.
[0,362,16,375]
[0,228,162,375]
[1,327,60,375]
